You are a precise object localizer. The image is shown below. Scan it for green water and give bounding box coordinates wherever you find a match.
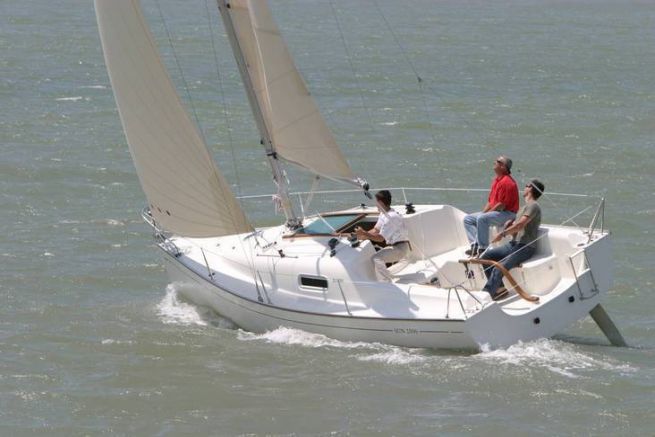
[2,0,654,434]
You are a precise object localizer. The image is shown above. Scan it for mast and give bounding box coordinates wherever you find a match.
[216,0,300,227]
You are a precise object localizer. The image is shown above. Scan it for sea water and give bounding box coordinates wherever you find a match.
[2,0,654,434]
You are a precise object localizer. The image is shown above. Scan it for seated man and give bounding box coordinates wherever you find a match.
[479,179,545,300]
[464,155,519,256]
[355,190,410,282]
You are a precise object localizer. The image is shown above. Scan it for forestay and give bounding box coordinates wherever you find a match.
[95,0,252,237]
[227,0,358,185]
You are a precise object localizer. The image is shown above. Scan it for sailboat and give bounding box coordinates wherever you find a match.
[95,0,625,350]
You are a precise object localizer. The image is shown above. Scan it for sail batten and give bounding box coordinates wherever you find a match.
[95,0,252,237]
[228,0,358,184]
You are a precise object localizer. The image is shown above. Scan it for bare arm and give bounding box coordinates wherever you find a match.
[492,214,532,243]
[355,226,385,243]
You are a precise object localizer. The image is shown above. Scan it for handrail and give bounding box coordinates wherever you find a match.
[452,285,468,318]
[200,248,214,280]
[141,206,160,232]
[335,279,352,316]
[568,248,600,300]
[587,197,606,242]
[142,207,183,257]
[459,258,540,303]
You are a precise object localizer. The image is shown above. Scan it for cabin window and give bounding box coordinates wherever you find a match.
[295,214,360,235]
[339,217,378,234]
[299,275,329,290]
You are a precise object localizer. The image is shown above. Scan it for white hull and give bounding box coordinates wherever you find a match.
[158,204,613,350]
[164,254,606,350]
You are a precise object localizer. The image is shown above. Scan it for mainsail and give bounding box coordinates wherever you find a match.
[226,0,358,185]
[95,0,252,237]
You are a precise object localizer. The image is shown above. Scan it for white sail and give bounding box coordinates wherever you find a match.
[95,0,252,237]
[228,0,357,184]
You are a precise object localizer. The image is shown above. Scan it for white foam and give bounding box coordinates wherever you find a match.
[475,338,635,378]
[80,85,107,89]
[13,391,41,401]
[101,339,135,345]
[56,96,83,102]
[156,285,208,327]
[237,327,373,349]
[356,349,426,365]
[11,374,50,380]
[103,219,125,227]
[381,121,398,126]
[238,327,427,365]
[59,219,82,224]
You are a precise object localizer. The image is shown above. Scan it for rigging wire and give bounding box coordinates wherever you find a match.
[371,0,496,201]
[151,0,252,232]
[328,0,381,189]
[371,0,440,151]
[421,81,490,146]
[204,0,242,195]
[515,168,583,229]
[328,1,377,138]
[154,1,245,210]
[203,0,263,288]
[153,0,207,144]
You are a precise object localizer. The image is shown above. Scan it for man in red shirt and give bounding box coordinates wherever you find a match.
[464,155,519,256]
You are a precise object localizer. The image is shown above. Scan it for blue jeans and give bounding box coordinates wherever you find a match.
[479,241,535,296]
[463,210,515,249]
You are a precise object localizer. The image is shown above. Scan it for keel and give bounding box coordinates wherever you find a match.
[589,304,627,347]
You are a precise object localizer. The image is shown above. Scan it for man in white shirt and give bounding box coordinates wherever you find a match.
[355,190,410,282]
